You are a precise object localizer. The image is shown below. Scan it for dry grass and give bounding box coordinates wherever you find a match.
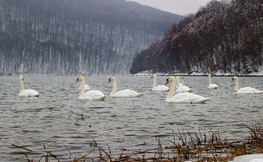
[11,123,263,162]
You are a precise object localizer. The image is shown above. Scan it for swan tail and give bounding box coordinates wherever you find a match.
[94,95,107,101]
[188,88,193,92]
[136,93,144,97]
[30,94,40,97]
[194,97,210,104]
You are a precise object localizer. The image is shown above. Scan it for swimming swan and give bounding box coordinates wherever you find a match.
[165,76,210,103]
[79,84,90,91]
[175,76,192,93]
[231,76,263,94]
[150,74,169,92]
[208,74,218,89]
[75,76,106,101]
[18,74,40,97]
[108,76,143,98]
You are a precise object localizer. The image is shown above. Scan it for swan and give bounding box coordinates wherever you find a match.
[165,76,210,103]
[79,84,90,90]
[75,76,106,101]
[175,76,192,93]
[18,74,40,97]
[108,76,143,98]
[150,74,169,92]
[208,74,218,89]
[231,76,263,94]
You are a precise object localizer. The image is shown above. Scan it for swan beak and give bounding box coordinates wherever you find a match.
[75,78,79,83]
[231,78,234,82]
[108,79,111,83]
[165,79,169,85]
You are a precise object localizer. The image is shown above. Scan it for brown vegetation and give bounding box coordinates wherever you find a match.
[130,0,263,75]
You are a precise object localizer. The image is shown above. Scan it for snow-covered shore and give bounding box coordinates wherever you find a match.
[133,70,263,77]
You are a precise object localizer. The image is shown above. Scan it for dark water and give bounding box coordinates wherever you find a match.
[0,75,263,161]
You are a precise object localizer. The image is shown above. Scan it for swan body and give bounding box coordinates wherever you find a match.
[208,74,218,89]
[18,75,40,97]
[75,76,106,101]
[79,84,90,90]
[232,76,263,94]
[78,90,106,100]
[165,76,210,104]
[18,89,40,97]
[108,76,143,98]
[175,76,192,93]
[151,74,169,92]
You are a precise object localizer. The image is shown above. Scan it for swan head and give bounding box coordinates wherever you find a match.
[150,74,156,79]
[108,76,115,83]
[19,74,24,81]
[165,76,175,85]
[231,76,238,82]
[75,76,84,83]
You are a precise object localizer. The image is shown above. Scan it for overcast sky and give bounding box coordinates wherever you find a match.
[127,0,216,15]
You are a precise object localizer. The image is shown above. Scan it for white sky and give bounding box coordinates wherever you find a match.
[127,0,216,15]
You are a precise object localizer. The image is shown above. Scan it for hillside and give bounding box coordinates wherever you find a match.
[130,0,263,75]
[0,0,183,75]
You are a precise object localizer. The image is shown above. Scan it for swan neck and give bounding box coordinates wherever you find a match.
[177,77,180,88]
[235,78,239,91]
[111,79,117,95]
[166,79,176,101]
[209,76,212,84]
[153,77,156,88]
[79,78,85,97]
[20,77,24,92]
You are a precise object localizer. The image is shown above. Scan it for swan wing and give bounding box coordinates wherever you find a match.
[112,89,143,98]
[80,90,106,101]
[237,87,263,94]
[18,89,40,97]
[208,84,218,89]
[152,85,169,92]
[167,93,209,104]
[176,86,192,93]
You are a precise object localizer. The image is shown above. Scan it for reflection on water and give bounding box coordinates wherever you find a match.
[0,75,263,161]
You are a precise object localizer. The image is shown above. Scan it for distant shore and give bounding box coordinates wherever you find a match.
[133,71,263,77]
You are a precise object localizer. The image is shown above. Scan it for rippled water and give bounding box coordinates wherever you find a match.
[0,75,263,161]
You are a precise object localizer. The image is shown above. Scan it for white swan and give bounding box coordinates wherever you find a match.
[165,76,210,103]
[231,76,263,94]
[175,76,192,93]
[75,76,106,101]
[18,74,40,97]
[208,74,218,89]
[150,74,169,92]
[79,84,90,90]
[108,76,143,98]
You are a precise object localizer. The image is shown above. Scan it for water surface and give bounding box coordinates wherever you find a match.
[0,75,262,161]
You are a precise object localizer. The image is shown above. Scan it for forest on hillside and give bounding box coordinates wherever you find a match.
[0,0,183,75]
[130,0,263,75]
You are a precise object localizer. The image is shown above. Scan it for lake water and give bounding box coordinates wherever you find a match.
[0,75,263,161]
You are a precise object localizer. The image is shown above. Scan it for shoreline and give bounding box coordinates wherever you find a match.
[9,124,263,162]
